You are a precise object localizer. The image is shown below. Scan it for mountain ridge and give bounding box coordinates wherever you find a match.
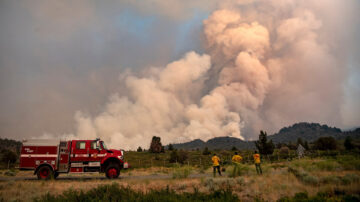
[170,122,360,150]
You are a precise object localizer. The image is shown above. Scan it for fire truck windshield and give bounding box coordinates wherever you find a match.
[101,141,108,150]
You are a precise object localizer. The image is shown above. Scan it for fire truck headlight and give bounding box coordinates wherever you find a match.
[118,155,123,160]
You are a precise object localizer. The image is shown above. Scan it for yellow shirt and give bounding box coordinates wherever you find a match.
[253,154,260,164]
[212,156,220,166]
[232,155,242,163]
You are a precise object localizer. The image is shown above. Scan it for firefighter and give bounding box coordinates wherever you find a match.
[231,152,243,176]
[212,153,222,177]
[232,152,242,163]
[253,151,262,174]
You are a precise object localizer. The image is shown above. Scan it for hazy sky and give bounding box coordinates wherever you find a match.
[0,0,359,149]
[0,0,209,138]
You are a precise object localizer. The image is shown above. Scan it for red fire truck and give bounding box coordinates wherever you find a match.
[19,138,129,180]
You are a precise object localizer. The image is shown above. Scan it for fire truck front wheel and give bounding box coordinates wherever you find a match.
[105,163,120,179]
[36,165,54,180]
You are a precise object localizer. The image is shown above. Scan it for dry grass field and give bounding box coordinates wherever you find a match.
[0,156,359,201]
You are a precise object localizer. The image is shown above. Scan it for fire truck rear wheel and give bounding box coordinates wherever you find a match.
[105,163,120,179]
[37,165,54,180]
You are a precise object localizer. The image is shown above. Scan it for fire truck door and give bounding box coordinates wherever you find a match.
[71,140,88,162]
[89,141,103,163]
[58,141,70,172]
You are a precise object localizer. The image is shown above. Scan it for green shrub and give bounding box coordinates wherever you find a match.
[302,175,319,185]
[321,175,341,185]
[321,173,360,185]
[203,178,236,191]
[291,159,314,171]
[34,183,239,202]
[288,167,318,185]
[172,166,191,179]
[287,167,306,179]
[336,155,360,170]
[342,194,360,202]
[346,173,360,182]
[293,192,308,200]
[227,164,250,177]
[314,160,341,171]
[235,177,245,185]
[277,191,360,202]
[4,170,16,176]
[271,164,286,170]
[279,147,290,159]
[198,165,209,174]
[203,178,215,191]
[341,176,352,185]
[212,178,234,190]
[341,173,360,185]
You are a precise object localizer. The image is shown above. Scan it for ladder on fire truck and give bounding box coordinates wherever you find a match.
[58,141,70,172]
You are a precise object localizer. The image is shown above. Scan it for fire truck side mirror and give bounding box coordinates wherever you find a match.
[96,140,101,150]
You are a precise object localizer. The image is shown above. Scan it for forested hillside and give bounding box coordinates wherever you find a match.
[171,122,360,150]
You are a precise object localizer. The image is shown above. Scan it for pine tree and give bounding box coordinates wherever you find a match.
[344,136,354,151]
[304,141,309,150]
[314,137,337,150]
[202,147,211,155]
[255,130,274,155]
[268,140,275,154]
[255,130,267,154]
[297,138,304,146]
[149,136,163,153]
[169,150,178,163]
[1,149,17,164]
[137,146,143,152]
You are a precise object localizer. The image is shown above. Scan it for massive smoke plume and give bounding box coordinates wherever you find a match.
[73,52,243,150]
[66,0,357,150]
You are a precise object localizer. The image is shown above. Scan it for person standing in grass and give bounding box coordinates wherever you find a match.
[232,152,242,163]
[231,152,243,177]
[253,151,262,174]
[212,154,222,177]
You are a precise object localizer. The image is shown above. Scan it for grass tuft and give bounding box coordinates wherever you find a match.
[172,166,191,179]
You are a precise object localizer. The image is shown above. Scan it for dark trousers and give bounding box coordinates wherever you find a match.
[255,163,262,174]
[213,166,221,177]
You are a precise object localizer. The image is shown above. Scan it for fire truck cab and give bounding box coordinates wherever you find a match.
[19,138,128,180]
